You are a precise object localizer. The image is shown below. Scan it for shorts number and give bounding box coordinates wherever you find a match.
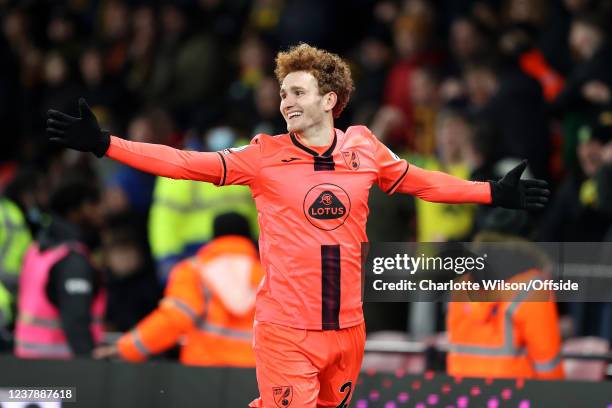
[335,381,352,408]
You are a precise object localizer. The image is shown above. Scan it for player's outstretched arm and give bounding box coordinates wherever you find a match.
[46,98,222,184]
[399,160,549,210]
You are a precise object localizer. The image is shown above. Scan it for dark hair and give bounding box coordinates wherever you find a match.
[464,55,501,77]
[102,211,146,248]
[573,13,606,34]
[49,175,100,217]
[414,65,442,84]
[471,120,504,162]
[4,166,42,206]
[213,212,252,240]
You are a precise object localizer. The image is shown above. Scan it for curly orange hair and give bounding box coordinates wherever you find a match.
[275,43,354,118]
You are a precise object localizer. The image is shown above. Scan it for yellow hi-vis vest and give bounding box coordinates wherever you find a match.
[0,198,32,293]
[416,160,475,242]
[149,177,258,264]
[0,281,11,327]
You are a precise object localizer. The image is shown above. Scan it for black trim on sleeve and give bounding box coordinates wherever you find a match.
[216,152,227,186]
[385,161,409,194]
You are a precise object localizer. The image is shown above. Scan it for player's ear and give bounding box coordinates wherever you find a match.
[324,92,337,113]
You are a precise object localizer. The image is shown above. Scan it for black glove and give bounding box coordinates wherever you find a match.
[46,98,110,158]
[489,160,550,210]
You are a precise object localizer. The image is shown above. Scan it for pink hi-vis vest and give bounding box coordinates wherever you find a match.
[14,242,106,358]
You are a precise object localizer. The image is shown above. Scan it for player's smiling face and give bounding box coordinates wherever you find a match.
[279,71,334,133]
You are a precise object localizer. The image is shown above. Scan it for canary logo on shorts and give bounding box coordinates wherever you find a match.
[273,386,293,407]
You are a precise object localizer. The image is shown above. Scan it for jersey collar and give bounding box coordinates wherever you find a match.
[290,130,337,157]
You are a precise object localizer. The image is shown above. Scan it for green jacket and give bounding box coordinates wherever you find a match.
[0,280,12,327]
[0,198,32,293]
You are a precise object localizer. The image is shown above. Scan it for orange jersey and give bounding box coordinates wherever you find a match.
[218,126,408,330]
[108,125,491,330]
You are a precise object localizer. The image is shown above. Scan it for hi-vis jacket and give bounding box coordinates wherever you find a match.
[0,197,32,293]
[118,236,262,367]
[447,268,564,379]
[0,281,12,329]
[14,243,106,358]
[149,177,258,279]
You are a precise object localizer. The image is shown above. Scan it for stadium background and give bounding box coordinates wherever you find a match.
[0,0,612,406]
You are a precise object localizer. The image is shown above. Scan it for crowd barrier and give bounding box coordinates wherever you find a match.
[0,355,610,407]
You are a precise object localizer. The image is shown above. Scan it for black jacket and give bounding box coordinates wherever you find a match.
[536,170,612,242]
[38,217,100,356]
[475,68,551,180]
[552,45,612,120]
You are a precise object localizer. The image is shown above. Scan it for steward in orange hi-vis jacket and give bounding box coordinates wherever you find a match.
[116,213,262,367]
[447,238,564,380]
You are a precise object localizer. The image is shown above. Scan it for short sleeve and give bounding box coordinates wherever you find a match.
[216,137,262,186]
[372,135,409,194]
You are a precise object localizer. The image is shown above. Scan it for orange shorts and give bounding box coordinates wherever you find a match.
[248,321,366,408]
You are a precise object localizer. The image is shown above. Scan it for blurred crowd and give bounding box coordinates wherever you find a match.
[1,0,612,373]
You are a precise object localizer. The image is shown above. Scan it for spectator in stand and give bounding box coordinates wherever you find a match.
[349,31,393,125]
[41,51,81,119]
[0,166,48,316]
[97,0,131,78]
[447,16,491,74]
[409,66,441,155]
[537,119,612,242]
[536,0,594,77]
[46,8,81,64]
[104,111,173,219]
[101,212,160,333]
[247,0,284,46]
[552,13,612,169]
[498,24,565,103]
[224,37,275,133]
[123,4,158,104]
[78,46,131,131]
[466,120,537,234]
[537,115,612,343]
[465,58,551,180]
[147,2,224,124]
[380,12,441,150]
[415,108,476,242]
[250,76,286,136]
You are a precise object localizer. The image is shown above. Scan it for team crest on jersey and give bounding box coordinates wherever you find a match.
[273,386,293,407]
[303,183,351,231]
[341,150,360,170]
